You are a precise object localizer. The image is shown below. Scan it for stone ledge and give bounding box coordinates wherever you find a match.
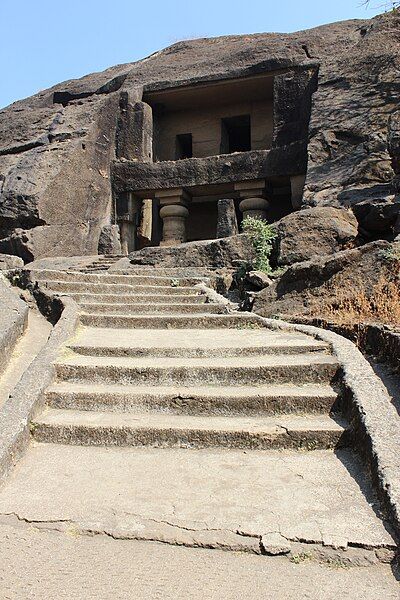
[0,296,80,485]
[112,144,307,195]
[247,312,400,544]
[0,275,28,378]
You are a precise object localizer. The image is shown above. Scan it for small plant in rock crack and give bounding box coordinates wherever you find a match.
[381,243,400,263]
[290,551,313,564]
[170,278,180,287]
[241,216,277,274]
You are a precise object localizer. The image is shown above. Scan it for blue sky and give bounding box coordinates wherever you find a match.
[0,0,382,109]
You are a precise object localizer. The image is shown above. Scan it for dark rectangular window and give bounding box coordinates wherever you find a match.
[175,133,193,159]
[220,115,251,154]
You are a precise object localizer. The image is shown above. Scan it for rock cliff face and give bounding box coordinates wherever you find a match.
[0,12,399,261]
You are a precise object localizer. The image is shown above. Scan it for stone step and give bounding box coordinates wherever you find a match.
[110,267,222,277]
[79,302,226,315]
[31,408,349,450]
[55,353,339,386]
[67,293,207,304]
[79,313,266,329]
[32,270,206,287]
[38,281,201,295]
[68,327,330,358]
[45,381,339,416]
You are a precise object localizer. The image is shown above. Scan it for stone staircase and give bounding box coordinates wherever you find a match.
[74,255,125,273]
[30,268,348,451]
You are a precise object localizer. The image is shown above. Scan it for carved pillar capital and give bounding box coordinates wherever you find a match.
[234,180,269,221]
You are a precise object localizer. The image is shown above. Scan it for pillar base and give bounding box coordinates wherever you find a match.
[159,204,189,245]
[239,197,269,221]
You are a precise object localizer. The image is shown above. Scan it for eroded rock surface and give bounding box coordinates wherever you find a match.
[273,207,358,266]
[129,234,254,268]
[253,240,399,320]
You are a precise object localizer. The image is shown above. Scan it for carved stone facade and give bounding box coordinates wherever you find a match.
[0,12,399,260]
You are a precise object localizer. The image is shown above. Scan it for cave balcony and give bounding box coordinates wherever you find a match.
[112,144,308,247]
[112,145,307,199]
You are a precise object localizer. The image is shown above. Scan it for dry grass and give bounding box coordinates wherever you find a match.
[317,274,400,328]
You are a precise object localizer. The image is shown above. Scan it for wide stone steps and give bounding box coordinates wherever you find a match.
[31,408,348,450]
[68,327,330,358]
[29,268,349,454]
[39,281,200,295]
[79,313,266,328]
[33,270,205,286]
[66,293,207,304]
[45,381,339,416]
[79,302,226,315]
[55,353,339,386]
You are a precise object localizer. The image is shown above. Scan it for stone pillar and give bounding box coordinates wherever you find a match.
[156,188,191,246]
[117,94,153,162]
[117,192,140,255]
[119,216,131,255]
[290,174,306,209]
[136,199,153,249]
[217,199,238,238]
[234,180,269,221]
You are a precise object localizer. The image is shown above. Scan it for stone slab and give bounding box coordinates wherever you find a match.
[69,326,330,354]
[0,444,394,550]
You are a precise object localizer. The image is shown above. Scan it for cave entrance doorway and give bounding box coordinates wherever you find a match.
[220,115,251,154]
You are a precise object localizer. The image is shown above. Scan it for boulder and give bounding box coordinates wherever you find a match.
[245,270,273,290]
[274,207,358,266]
[352,197,400,236]
[129,234,254,269]
[253,240,399,322]
[0,253,24,270]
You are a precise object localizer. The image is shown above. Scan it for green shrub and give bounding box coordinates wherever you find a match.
[242,216,277,274]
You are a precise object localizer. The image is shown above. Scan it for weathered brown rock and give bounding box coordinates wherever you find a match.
[274,207,358,266]
[352,198,400,236]
[129,234,254,268]
[253,241,399,321]
[303,12,400,208]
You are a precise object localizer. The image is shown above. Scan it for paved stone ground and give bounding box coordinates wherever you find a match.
[0,520,398,600]
[0,443,394,550]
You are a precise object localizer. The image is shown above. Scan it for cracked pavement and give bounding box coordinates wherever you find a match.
[0,442,395,555]
[0,517,399,600]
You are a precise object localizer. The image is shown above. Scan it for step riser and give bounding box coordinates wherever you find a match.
[31,423,350,450]
[68,294,206,304]
[45,390,339,416]
[79,304,225,315]
[33,273,206,286]
[68,344,330,358]
[55,363,338,386]
[79,314,263,329]
[39,282,200,294]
